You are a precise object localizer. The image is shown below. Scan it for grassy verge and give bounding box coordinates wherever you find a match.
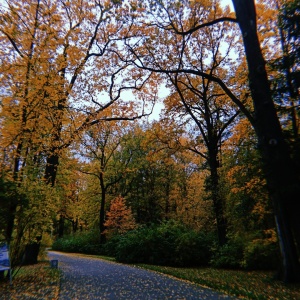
[0,261,60,300]
[133,264,300,300]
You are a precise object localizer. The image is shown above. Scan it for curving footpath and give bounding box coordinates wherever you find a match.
[48,251,237,300]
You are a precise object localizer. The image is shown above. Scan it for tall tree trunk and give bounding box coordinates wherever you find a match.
[164,168,171,220]
[6,140,24,245]
[232,0,300,282]
[208,149,227,246]
[58,215,65,238]
[99,172,106,243]
[72,218,78,233]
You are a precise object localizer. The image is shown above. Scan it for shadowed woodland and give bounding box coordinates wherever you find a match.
[0,0,300,284]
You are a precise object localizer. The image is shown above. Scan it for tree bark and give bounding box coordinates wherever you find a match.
[232,0,300,282]
[72,218,79,233]
[99,172,106,243]
[44,152,59,187]
[209,153,227,246]
[23,242,40,265]
[58,215,65,238]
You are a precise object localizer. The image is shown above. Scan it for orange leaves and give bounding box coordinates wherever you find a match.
[0,0,148,181]
[104,195,136,235]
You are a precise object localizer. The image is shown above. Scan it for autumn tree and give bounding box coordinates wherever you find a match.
[163,75,240,245]
[104,195,136,236]
[0,0,157,261]
[232,0,300,282]
[0,0,156,186]
[78,115,136,242]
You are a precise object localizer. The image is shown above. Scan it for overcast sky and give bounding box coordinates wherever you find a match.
[221,0,234,10]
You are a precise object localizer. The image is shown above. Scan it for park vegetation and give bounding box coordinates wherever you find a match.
[1,0,299,284]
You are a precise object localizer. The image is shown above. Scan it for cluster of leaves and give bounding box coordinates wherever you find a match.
[104,195,137,236]
[210,236,279,270]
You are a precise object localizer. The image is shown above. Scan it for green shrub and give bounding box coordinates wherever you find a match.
[242,240,279,270]
[102,234,123,257]
[52,230,102,254]
[210,239,245,269]
[113,221,214,267]
[175,231,214,267]
[113,225,156,264]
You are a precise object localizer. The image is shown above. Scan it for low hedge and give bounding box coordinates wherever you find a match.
[52,230,102,255]
[113,222,215,267]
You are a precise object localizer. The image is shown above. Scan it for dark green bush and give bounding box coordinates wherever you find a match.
[101,234,122,257]
[210,239,245,269]
[52,230,102,254]
[175,231,214,267]
[242,240,279,270]
[114,225,158,264]
[113,221,214,267]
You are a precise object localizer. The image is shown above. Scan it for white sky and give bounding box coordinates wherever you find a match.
[220,0,234,10]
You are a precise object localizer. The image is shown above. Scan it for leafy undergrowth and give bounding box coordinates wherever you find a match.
[0,261,60,300]
[135,264,300,300]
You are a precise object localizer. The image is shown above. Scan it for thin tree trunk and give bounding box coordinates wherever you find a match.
[44,151,59,187]
[232,0,300,282]
[99,172,106,243]
[72,218,78,233]
[58,215,65,238]
[209,151,227,246]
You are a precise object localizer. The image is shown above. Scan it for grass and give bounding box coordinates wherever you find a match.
[132,264,300,300]
[0,261,60,300]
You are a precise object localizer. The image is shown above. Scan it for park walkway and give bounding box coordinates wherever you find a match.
[48,251,237,299]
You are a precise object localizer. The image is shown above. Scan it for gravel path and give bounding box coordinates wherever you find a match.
[48,251,236,300]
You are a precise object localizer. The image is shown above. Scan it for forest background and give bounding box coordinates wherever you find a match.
[0,0,299,283]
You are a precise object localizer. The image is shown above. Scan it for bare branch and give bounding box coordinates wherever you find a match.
[170,17,238,36]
